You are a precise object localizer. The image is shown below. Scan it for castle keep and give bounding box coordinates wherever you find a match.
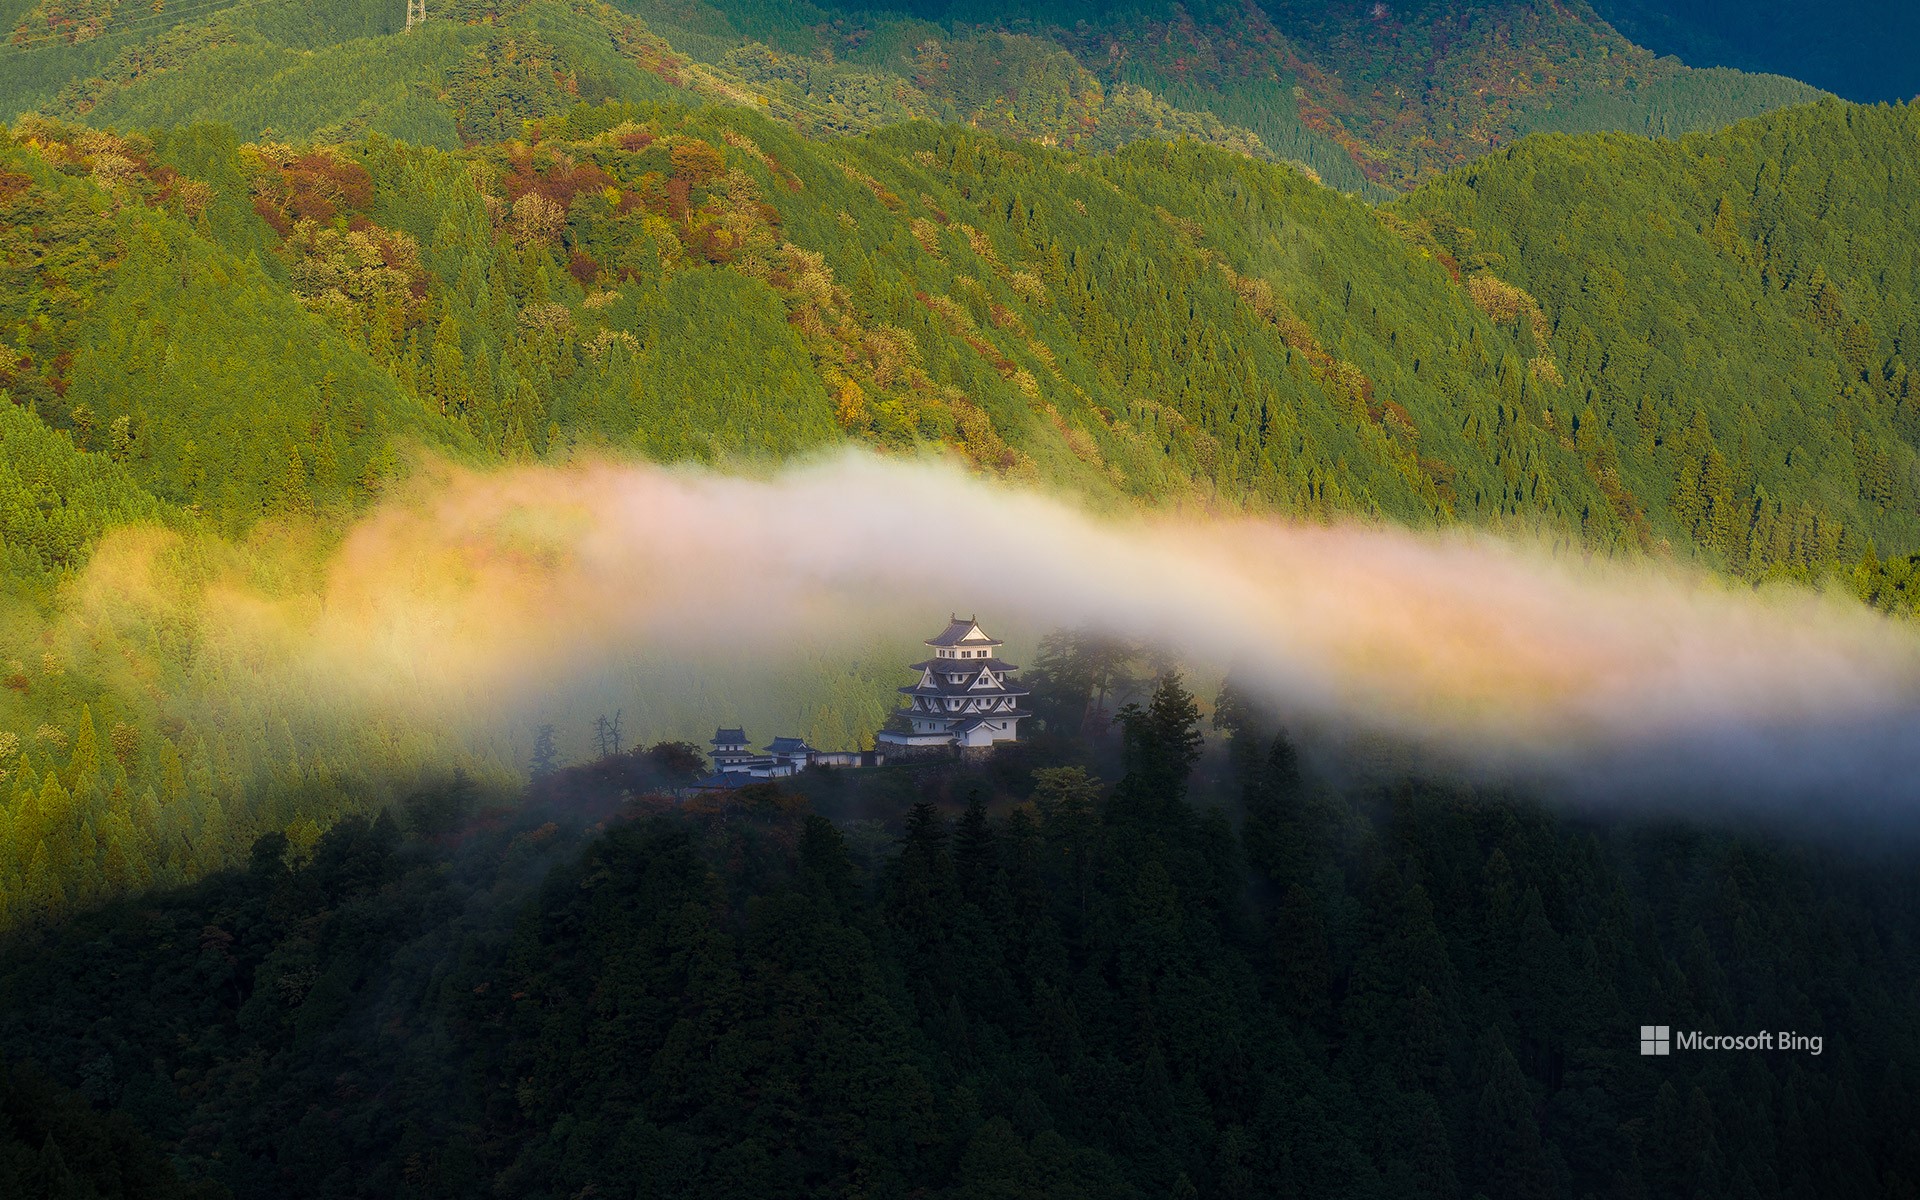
[876,616,1031,752]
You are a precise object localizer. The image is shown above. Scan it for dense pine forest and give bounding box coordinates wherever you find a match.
[2,676,1916,1199]
[1,0,1919,1192]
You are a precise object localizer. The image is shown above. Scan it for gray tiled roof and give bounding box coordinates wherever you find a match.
[924,616,1003,647]
[910,657,1019,672]
[900,673,1033,697]
[913,705,1031,720]
[950,714,1026,733]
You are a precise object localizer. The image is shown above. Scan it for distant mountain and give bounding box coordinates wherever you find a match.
[1591,0,1920,104]
[0,0,1827,190]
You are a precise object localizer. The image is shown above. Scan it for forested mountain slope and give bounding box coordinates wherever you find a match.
[1,0,1918,935]
[7,96,1917,567]
[0,0,1825,191]
[1,686,1915,1199]
[5,91,1920,931]
[1398,100,1920,577]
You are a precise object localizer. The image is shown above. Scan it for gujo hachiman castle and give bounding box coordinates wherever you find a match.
[699,615,1028,786]
[875,615,1031,751]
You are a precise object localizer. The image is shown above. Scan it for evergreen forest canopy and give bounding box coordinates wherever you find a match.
[0,676,1916,1200]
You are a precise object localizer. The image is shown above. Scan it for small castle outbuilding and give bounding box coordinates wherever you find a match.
[698,730,871,787]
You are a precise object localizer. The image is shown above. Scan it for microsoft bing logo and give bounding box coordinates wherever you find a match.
[1636,1024,1822,1055]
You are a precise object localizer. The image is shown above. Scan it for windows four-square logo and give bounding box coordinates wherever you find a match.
[1640,1026,1670,1055]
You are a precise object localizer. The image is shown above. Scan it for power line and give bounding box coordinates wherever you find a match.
[1,0,279,54]
[0,0,890,140]
[4,12,206,53]
[0,0,291,56]
[678,59,890,135]
[2,12,231,55]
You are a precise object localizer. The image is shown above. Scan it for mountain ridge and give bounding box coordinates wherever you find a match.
[0,0,1830,191]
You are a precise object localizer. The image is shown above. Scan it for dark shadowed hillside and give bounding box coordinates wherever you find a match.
[1592,0,1920,104]
[1,677,1915,1199]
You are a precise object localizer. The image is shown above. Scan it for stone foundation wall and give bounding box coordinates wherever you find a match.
[877,741,958,763]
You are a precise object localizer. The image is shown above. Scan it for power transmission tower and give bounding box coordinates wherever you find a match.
[405,0,425,31]
[593,710,624,759]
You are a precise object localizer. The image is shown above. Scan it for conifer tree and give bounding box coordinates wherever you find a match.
[1114,672,1204,812]
[953,790,998,905]
[1468,1027,1552,1200]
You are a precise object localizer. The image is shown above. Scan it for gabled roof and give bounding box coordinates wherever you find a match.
[968,707,1028,723]
[951,714,1025,734]
[910,657,1019,673]
[916,706,1032,728]
[899,673,1032,697]
[766,736,814,754]
[925,615,1003,648]
[712,727,748,745]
